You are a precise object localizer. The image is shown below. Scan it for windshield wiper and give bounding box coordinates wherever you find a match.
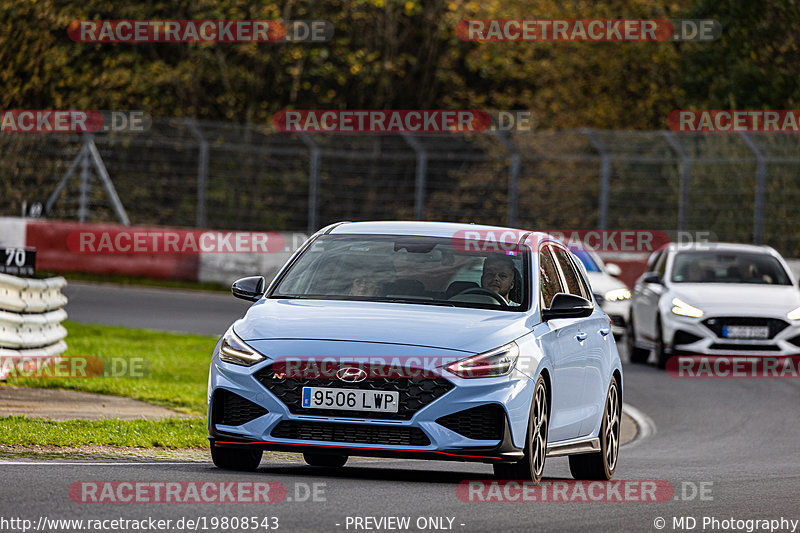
[382,297,456,307]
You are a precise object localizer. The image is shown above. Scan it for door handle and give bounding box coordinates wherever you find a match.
[599,328,610,337]
[575,332,588,342]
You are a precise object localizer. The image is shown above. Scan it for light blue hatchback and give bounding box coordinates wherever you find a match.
[208,221,622,481]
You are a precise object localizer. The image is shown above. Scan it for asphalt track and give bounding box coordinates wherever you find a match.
[2,282,798,532]
[61,282,251,336]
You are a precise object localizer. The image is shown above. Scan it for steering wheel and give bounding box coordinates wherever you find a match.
[458,287,508,306]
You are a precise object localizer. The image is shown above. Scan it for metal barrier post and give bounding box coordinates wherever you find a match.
[300,133,321,232]
[738,132,766,244]
[662,131,691,232]
[401,133,427,220]
[492,131,520,227]
[584,129,610,230]
[185,119,209,228]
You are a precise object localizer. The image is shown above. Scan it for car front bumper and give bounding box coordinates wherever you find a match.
[207,356,537,463]
[663,312,800,356]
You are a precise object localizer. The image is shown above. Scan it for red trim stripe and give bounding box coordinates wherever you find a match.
[214,439,499,460]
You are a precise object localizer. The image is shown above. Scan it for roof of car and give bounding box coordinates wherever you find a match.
[323,220,555,243]
[667,242,776,255]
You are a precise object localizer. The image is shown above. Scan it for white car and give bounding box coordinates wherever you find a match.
[628,242,800,367]
[571,248,631,339]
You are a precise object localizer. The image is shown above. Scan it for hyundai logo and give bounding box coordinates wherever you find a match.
[336,367,367,383]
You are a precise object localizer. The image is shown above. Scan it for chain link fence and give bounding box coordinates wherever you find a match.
[2,119,799,255]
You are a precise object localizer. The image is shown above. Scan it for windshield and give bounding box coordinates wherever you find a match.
[570,248,601,273]
[272,235,529,311]
[671,251,792,285]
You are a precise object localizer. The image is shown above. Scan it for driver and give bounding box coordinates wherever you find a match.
[481,254,518,305]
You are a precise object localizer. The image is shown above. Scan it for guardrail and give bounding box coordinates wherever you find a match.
[0,273,68,380]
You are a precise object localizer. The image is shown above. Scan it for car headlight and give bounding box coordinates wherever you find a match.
[444,342,519,378]
[787,307,800,321]
[604,288,631,302]
[671,297,704,318]
[218,328,265,366]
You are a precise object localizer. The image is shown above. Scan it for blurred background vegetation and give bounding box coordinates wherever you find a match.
[1,0,799,255]
[1,0,798,129]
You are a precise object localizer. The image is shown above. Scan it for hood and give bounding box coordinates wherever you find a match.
[233,298,531,354]
[669,283,800,316]
[586,271,628,295]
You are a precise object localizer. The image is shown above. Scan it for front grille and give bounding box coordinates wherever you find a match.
[436,404,505,441]
[703,317,788,339]
[271,421,430,446]
[789,335,800,348]
[709,343,782,352]
[213,389,269,426]
[254,365,454,420]
[673,330,703,346]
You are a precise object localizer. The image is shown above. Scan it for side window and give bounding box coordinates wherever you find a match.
[647,251,663,272]
[539,245,563,308]
[552,246,585,298]
[656,252,668,278]
[570,253,592,300]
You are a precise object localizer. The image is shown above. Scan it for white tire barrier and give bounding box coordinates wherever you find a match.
[0,308,68,349]
[0,273,68,380]
[0,273,68,312]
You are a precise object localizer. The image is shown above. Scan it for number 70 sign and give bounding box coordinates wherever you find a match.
[0,247,36,276]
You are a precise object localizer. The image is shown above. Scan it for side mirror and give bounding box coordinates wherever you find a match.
[642,273,663,285]
[605,263,622,277]
[541,293,594,321]
[232,276,266,301]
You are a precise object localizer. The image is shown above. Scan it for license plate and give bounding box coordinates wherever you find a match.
[722,325,769,339]
[301,387,399,413]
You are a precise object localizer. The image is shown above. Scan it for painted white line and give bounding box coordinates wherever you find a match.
[0,461,211,465]
[621,402,656,449]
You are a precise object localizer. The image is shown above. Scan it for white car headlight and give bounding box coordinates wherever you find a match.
[671,297,704,318]
[444,342,519,378]
[604,288,631,302]
[219,328,265,366]
[787,307,800,321]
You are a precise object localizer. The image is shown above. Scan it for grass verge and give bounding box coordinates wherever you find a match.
[0,321,217,449]
[3,320,217,414]
[0,416,207,448]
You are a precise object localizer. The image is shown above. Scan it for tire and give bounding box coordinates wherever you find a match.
[655,320,670,369]
[211,445,262,471]
[303,453,348,467]
[493,375,548,482]
[626,316,649,364]
[569,376,620,480]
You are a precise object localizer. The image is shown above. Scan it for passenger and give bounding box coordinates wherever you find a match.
[349,275,381,297]
[348,262,395,297]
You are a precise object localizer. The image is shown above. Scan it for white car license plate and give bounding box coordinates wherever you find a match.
[722,325,769,339]
[301,387,399,413]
